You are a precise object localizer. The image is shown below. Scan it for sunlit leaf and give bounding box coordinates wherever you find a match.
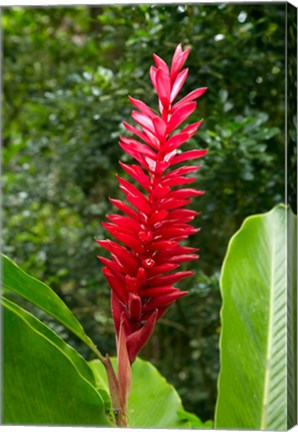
[215,205,296,430]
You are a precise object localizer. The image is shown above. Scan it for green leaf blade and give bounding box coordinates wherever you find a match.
[287,206,297,428]
[215,205,293,430]
[3,300,110,426]
[2,254,98,354]
[3,297,96,386]
[129,358,183,428]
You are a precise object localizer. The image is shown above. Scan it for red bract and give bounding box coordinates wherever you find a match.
[98,44,207,365]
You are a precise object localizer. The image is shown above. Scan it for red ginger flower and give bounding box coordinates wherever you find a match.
[98,44,207,365]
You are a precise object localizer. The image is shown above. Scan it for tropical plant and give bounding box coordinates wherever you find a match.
[97,44,207,424]
[2,254,209,428]
[3,204,296,428]
[3,6,296,428]
[3,4,288,419]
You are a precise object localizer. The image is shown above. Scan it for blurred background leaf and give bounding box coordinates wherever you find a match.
[3,3,288,421]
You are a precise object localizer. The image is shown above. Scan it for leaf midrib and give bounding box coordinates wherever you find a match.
[260,231,276,430]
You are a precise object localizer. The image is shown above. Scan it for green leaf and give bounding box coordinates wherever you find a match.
[176,409,213,428]
[215,205,296,430]
[287,206,297,428]
[89,357,206,428]
[3,298,110,426]
[2,254,98,355]
[3,297,95,385]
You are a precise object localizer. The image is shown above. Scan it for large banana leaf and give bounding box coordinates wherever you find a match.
[3,298,110,426]
[215,205,296,430]
[2,254,98,355]
[287,207,297,428]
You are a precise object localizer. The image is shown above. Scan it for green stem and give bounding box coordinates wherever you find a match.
[96,352,128,427]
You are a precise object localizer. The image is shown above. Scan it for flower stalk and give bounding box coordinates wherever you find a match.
[98,43,207,426]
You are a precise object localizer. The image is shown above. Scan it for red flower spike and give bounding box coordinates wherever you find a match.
[98,44,207,366]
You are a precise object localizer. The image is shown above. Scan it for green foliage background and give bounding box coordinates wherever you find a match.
[3,4,287,421]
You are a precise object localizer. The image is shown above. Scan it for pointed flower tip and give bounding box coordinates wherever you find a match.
[175,42,182,52]
[198,87,208,97]
[96,239,109,250]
